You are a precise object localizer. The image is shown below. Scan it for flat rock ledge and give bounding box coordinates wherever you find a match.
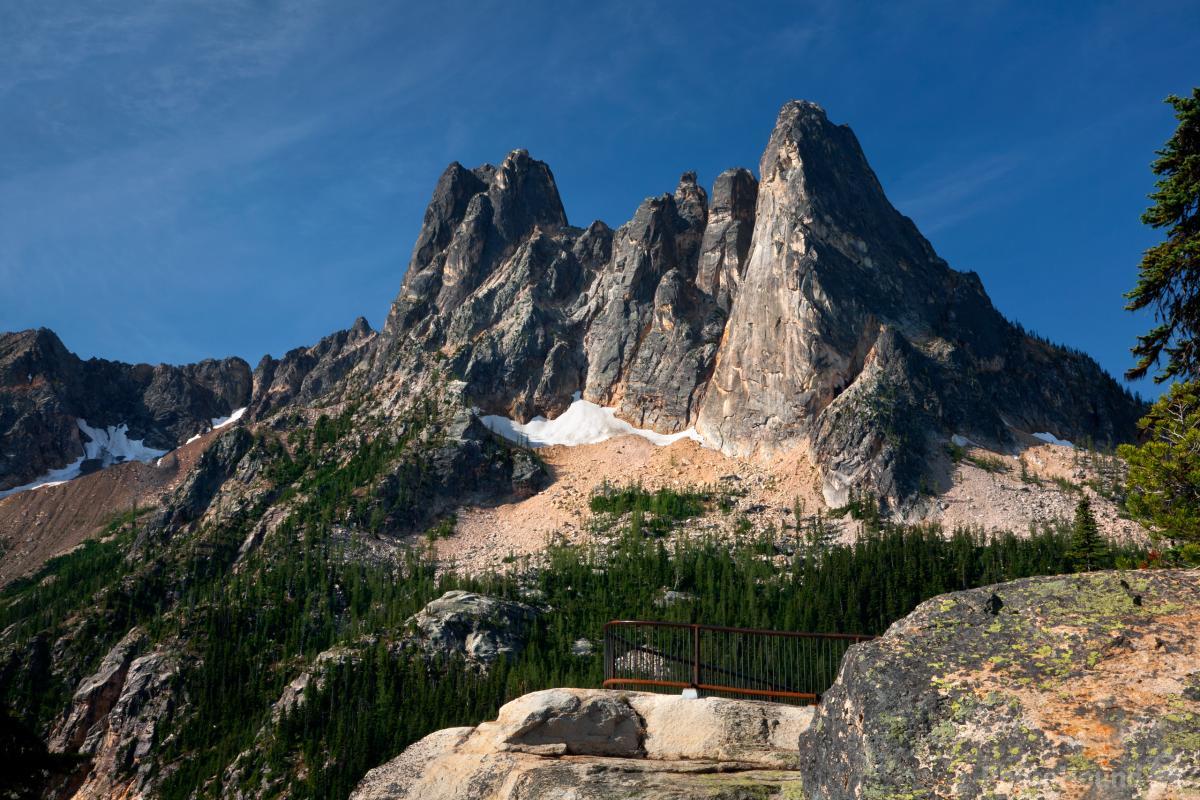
[351,688,813,799]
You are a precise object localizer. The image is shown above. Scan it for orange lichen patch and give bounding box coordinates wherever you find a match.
[1042,709,1122,768]
[945,606,1200,774]
[1057,778,1102,800]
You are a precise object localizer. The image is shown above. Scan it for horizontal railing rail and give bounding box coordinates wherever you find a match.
[602,620,873,705]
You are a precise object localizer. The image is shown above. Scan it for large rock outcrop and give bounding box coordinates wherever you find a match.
[0,328,251,492]
[351,688,812,799]
[374,100,1142,507]
[249,316,376,421]
[801,569,1200,798]
[47,629,180,800]
[403,590,541,666]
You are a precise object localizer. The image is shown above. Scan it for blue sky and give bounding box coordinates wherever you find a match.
[2,2,1197,396]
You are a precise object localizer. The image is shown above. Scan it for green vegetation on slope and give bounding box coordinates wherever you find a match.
[0,396,1151,800]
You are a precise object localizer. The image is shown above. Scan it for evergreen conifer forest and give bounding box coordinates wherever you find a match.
[0,399,1149,798]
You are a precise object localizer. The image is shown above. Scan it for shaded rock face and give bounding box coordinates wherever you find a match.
[249,316,376,421]
[377,100,1142,506]
[404,590,540,665]
[800,570,1200,798]
[141,426,255,542]
[0,328,251,491]
[367,409,548,535]
[47,629,179,800]
[351,688,812,800]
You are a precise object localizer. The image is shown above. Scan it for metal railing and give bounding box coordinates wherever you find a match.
[602,620,873,704]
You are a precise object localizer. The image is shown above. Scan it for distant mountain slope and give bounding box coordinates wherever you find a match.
[0,328,251,493]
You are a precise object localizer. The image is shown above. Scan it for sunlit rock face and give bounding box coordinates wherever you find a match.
[801,570,1200,798]
[366,100,1141,507]
[694,101,1141,505]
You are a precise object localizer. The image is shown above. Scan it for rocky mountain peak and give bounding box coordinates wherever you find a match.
[385,149,567,338]
[0,327,72,387]
[369,99,1141,507]
[0,330,251,492]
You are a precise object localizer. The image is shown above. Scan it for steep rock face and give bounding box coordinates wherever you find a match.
[249,316,376,421]
[352,688,812,800]
[691,101,1140,503]
[0,328,251,491]
[696,168,758,312]
[377,151,590,421]
[579,175,724,430]
[801,570,1200,798]
[383,151,569,342]
[48,630,180,800]
[374,100,1140,507]
[379,156,730,433]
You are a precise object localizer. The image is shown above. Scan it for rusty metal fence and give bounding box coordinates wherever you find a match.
[602,620,873,704]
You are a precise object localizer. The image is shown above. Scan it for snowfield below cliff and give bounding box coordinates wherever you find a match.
[481,394,706,448]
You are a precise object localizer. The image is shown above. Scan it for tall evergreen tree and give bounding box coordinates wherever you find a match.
[1121,89,1200,563]
[1126,88,1200,383]
[1067,497,1110,571]
[1119,381,1200,555]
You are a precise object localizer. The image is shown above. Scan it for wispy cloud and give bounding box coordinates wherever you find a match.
[891,151,1027,233]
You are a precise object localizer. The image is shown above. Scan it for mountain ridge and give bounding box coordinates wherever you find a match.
[369,99,1143,507]
[1,100,1143,510]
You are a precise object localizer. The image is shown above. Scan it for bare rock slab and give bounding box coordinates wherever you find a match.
[800,569,1200,798]
[351,688,812,799]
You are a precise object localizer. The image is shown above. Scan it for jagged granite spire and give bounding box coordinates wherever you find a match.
[697,167,758,311]
[695,101,1140,504]
[365,99,1141,506]
[385,149,567,337]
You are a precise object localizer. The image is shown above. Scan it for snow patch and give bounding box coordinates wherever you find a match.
[0,458,84,500]
[481,394,707,449]
[177,407,247,449]
[77,420,169,466]
[0,419,170,500]
[950,434,977,448]
[211,407,247,430]
[1032,431,1074,448]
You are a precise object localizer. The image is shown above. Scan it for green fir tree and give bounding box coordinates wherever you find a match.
[1066,497,1110,572]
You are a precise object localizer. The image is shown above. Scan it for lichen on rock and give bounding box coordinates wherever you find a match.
[799,569,1200,798]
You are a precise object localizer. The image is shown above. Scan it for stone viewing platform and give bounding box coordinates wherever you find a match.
[351,688,812,799]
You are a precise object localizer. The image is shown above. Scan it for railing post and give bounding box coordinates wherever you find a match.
[691,624,700,691]
[603,624,612,684]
